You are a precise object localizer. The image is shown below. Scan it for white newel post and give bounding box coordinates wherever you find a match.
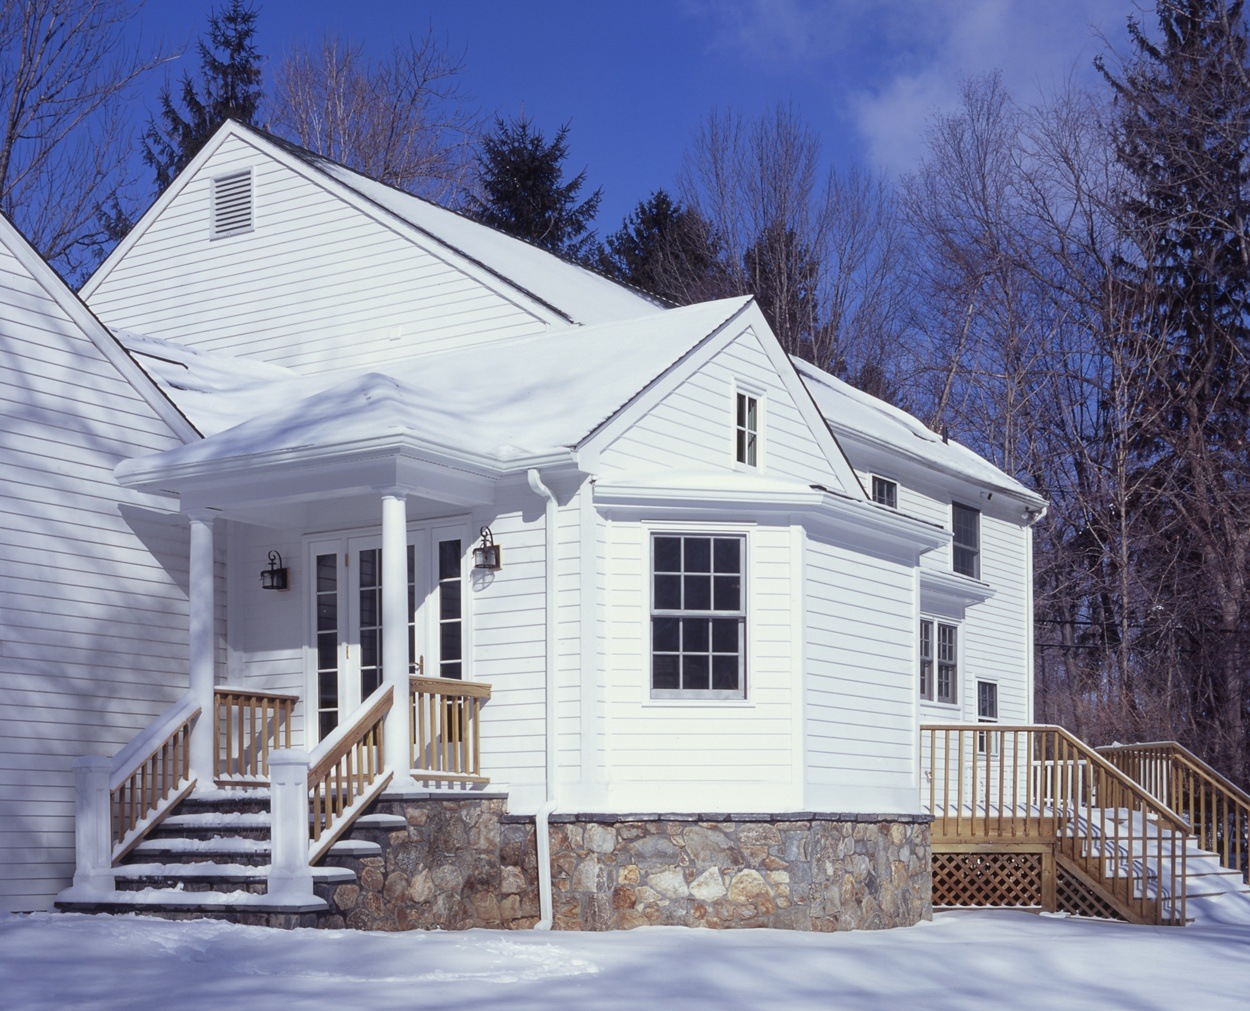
[188,510,216,782]
[267,748,314,901]
[381,491,411,779]
[69,755,114,896]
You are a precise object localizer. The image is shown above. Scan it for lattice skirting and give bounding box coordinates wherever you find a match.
[933,851,1043,908]
[1055,865,1125,921]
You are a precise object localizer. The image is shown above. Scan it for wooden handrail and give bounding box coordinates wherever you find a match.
[1098,741,1250,882]
[410,676,492,783]
[922,724,1189,926]
[111,696,200,861]
[307,685,393,863]
[214,687,298,786]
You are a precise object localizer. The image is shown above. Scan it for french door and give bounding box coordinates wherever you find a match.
[308,523,466,742]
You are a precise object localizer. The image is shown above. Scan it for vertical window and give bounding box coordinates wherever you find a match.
[735,392,758,466]
[357,549,383,701]
[438,539,463,679]
[919,619,934,701]
[977,680,998,753]
[937,623,958,705]
[872,476,898,509]
[315,553,339,739]
[952,503,980,579]
[651,534,745,698]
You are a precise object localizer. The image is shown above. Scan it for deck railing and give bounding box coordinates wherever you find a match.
[214,687,298,786]
[307,685,394,863]
[410,676,492,783]
[1098,741,1250,882]
[923,724,1189,926]
[109,695,202,860]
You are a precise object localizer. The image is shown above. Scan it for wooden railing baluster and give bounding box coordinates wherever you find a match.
[408,677,492,783]
[212,687,299,787]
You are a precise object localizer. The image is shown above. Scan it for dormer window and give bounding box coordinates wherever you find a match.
[872,476,897,508]
[211,169,253,238]
[735,391,759,467]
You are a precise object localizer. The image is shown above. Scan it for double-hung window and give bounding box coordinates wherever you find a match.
[735,392,759,467]
[919,617,958,705]
[651,534,746,699]
[977,680,998,753]
[872,476,897,508]
[952,503,980,579]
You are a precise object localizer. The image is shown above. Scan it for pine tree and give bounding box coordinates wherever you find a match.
[1100,0,1250,779]
[464,115,601,261]
[598,190,727,304]
[143,1,264,192]
[743,220,823,358]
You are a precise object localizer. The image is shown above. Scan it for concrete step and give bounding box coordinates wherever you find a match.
[113,860,354,894]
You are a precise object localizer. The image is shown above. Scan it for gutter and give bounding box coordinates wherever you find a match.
[527,468,559,930]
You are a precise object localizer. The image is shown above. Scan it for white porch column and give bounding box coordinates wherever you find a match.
[381,491,411,779]
[188,509,216,782]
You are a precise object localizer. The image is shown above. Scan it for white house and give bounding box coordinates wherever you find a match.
[0,121,1050,929]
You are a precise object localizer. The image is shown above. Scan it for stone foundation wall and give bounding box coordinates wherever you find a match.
[319,795,930,933]
[532,812,932,932]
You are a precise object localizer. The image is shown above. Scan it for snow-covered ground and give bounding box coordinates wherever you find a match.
[3,901,1250,1010]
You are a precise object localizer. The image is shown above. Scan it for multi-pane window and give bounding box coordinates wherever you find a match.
[735,393,759,466]
[872,476,897,508]
[438,539,463,679]
[919,618,959,705]
[977,680,999,753]
[315,553,339,740]
[651,534,745,698]
[952,503,980,579]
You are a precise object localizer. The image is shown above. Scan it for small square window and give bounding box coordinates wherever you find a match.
[952,503,980,579]
[872,477,897,508]
[735,392,759,467]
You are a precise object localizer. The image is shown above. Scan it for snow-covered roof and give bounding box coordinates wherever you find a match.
[258,127,664,326]
[793,358,1044,506]
[117,297,753,478]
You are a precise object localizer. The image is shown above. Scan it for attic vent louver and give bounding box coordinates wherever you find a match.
[211,169,253,238]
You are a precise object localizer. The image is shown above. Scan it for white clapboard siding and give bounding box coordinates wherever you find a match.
[599,519,803,812]
[803,533,919,811]
[598,326,840,486]
[86,133,550,374]
[0,230,189,913]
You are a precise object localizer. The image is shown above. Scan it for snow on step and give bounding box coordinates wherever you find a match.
[114,861,354,883]
[351,813,406,829]
[134,836,270,854]
[161,812,271,829]
[327,838,382,856]
[80,888,325,912]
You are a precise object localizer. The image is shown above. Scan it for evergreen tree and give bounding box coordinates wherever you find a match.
[599,189,728,304]
[743,220,824,358]
[143,1,264,192]
[464,115,601,261]
[1100,0,1250,779]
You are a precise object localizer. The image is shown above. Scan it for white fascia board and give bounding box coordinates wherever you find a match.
[593,480,946,558]
[834,427,1047,516]
[0,214,200,444]
[919,566,996,617]
[116,431,577,504]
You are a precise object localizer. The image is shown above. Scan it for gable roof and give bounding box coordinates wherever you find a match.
[116,298,754,485]
[0,213,198,444]
[83,120,663,328]
[794,358,1045,508]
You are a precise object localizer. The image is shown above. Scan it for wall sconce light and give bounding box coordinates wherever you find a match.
[472,526,502,571]
[260,550,289,590]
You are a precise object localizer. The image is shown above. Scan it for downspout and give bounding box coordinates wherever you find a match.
[527,468,558,930]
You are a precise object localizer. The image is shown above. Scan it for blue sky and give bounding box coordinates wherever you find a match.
[135,1,1129,230]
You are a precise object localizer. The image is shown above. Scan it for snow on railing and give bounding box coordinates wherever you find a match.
[922,724,1189,926]
[1099,741,1250,883]
[305,685,394,864]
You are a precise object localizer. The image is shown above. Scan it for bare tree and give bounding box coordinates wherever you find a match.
[678,104,907,393]
[0,0,166,280]
[269,31,479,204]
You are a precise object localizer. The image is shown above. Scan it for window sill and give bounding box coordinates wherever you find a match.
[643,697,754,708]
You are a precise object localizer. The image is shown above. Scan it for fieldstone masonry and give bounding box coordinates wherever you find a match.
[540,812,932,931]
[317,794,931,932]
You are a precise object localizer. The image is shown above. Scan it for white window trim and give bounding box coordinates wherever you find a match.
[644,524,750,702]
[951,502,981,580]
[976,678,999,754]
[210,168,254,240]
[919,615,961,708]
[871,475,898,509]
[731,379,766,471]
